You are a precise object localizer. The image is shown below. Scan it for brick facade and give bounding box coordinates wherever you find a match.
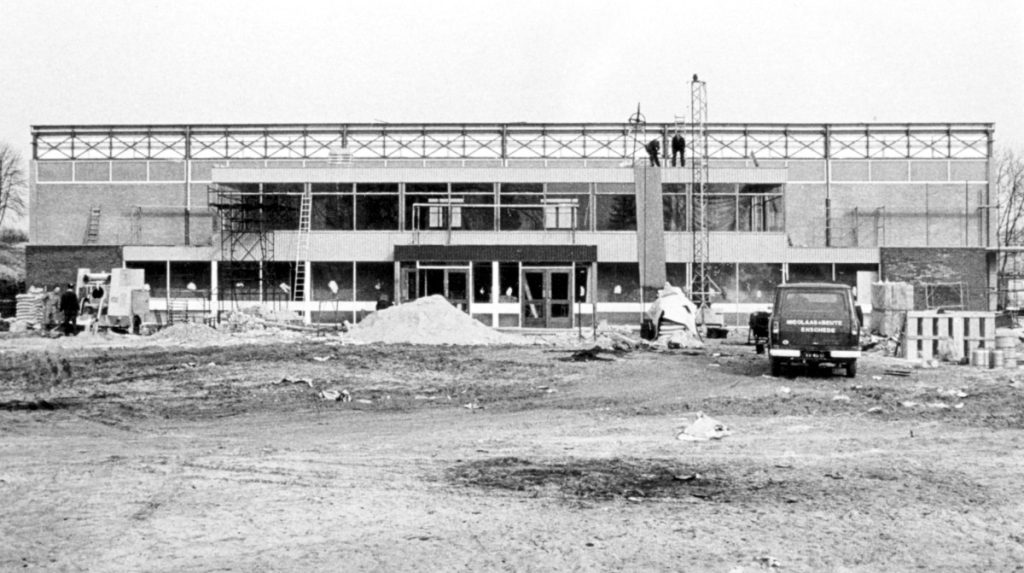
[25,246,123,289]
[879,247,989,310]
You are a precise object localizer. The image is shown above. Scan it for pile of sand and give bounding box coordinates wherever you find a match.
[346,295,529,346]
[150,322,226,344]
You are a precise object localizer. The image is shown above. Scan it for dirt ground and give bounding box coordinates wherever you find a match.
[2,330,1024,572]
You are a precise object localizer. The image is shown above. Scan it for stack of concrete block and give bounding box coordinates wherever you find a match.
[15,293,45,326]
[871,281,914,337]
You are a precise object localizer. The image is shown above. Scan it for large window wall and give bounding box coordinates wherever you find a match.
[224,181,783,233]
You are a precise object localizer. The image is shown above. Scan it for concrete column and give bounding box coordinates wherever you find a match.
[491,260,500,327]
[303,260,312,324]
[210,260,218,321]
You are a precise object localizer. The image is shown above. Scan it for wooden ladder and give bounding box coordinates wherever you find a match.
[292,188,313,302]
[85,206,101,244]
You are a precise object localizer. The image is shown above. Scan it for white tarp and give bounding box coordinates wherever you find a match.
[646,282,698,334]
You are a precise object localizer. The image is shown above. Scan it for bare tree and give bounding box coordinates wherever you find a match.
[0,143,27,231]
[995,148,1024,307]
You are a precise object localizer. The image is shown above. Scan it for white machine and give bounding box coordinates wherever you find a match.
[76,268,150,333]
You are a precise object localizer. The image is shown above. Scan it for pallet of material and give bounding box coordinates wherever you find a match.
[871,282,914,311]
[904,311,995,361]
[14,294,45,324]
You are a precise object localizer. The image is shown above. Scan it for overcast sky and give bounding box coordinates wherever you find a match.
[1,0,1023,159]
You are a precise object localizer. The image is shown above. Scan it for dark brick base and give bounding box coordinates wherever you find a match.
[880,247,989,310]
[26,245,123,290]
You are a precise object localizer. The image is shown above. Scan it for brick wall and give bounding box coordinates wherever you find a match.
[25,246,123,289]
[879,247,989,310]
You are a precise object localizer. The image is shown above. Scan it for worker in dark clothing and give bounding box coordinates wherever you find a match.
[645,139,661,167]
[59,283,79,336]
[671,132,686,167]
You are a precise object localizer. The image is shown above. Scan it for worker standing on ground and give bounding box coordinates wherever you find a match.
[59,283,79,336]
[645,139,661,167]
[671,131,686,167]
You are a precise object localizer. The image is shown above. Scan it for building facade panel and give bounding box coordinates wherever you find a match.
[74,161,111,182]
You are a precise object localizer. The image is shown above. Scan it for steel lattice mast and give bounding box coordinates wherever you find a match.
[690,75,710,330]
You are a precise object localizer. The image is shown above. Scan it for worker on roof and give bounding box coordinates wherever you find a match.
[645,139,661,167]
[59,283,79,336]
[671,131,686,167]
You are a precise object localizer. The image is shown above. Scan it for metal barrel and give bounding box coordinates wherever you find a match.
[970,348,989,367]
[990,349,1005,369]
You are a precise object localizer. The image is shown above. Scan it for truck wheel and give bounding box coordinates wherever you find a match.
[755,343,765,355]
[770,358,783,377]
[845,360,857,378]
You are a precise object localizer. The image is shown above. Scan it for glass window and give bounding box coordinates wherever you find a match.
[595,183,634,194]
[738,264,782,303]
[456,194,495,231]
[170,261,210,293]
[705,263,737,302]
[404,184,446,230]
[472,263,492,303]
[355,262,394,302]
[263,262,296,302]
[738,184,784,232]
[356,193,399,230]
[500,183,542,195]
[666,263,688,291]
[789,263,833,283]
[663,194,687,231]
[692,184,736,232]
[499,263,519,302]
[597,263,640,302]
[216,261,260,298]
[312,262,353,301]
[500,194,544,231]
[312,195,354,230]
[126,261,167,297]
[595,195,637,230]
[575,265,589,302]
[262,193,302,231]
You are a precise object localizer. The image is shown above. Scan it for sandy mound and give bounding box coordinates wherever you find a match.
[346,295,528,345]
[150,322,226,344]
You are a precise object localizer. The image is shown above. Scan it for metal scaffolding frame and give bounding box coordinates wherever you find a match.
[691,77,711,316]
[32,123,992,162]
[207,183,292,307]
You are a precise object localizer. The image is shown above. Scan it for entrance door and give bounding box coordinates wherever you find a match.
[521,268,573,328]
[416,267,470,312]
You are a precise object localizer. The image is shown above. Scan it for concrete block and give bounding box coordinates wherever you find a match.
[910,161,948,181]
[785,160,825,182]
[150,161,185,181]
[111,161,148,181]
[870,161,909,181]
[36,161,72,182]
[74,162,110,181]
[831,161,870,181]
[950,161,987,182]
[190,161,223,181]
[226,160,265,169]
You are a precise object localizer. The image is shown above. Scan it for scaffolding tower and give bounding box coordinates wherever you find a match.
[690,75,711,326]
[208,183,280,307]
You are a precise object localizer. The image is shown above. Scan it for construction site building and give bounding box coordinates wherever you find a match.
[26,122,996,327]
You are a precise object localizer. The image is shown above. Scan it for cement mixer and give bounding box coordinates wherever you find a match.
[75,268,150,333]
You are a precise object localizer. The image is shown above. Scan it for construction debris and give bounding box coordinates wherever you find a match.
[676,412,732,441]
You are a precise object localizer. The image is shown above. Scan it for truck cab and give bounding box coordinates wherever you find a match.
[767,283,862,378]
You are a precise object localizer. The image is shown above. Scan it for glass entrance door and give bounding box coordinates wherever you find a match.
[521,268,573,328]
[415,267,470,312]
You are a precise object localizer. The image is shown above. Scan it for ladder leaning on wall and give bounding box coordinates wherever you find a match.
[292,186,312,302]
